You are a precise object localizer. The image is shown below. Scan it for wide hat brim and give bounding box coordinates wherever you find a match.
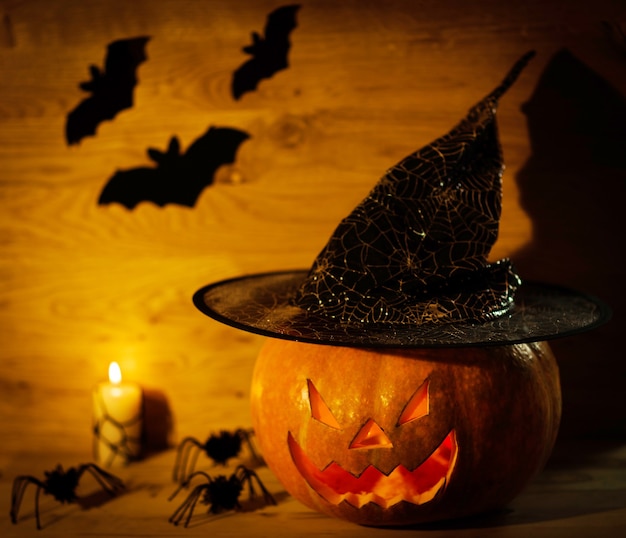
[193,270,610,348]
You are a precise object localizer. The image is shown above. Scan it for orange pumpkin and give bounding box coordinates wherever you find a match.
[250,338,561,526]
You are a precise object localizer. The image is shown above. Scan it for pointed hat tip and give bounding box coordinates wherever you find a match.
[488,50,536,103]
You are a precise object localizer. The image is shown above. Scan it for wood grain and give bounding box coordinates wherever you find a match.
[1,440,625,537]
[0,0,624,482]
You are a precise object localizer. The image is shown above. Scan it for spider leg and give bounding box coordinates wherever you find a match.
[172,437,191,482]
[10,477,29,524]
[10,477,31,524]
[10,476,45,529]
[168,487,197,525]
[173,437,203,482]
[235,465,276,507]
[168,470,211,501]
[35,486,42,530]
[167,482,187,503]
[238,428,262,463]
[234,465,256,499]
[35,487,46,530]
[168,484,208,527]
[78,464,125,496]
[189,443,203,474]
[184,486,207,528]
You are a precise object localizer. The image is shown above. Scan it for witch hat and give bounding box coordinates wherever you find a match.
[193,51,610,348]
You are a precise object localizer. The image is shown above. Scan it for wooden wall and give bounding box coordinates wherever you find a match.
[1,0,625,473]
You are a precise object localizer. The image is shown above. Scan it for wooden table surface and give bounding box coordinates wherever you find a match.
[1,439,624,537]
[1,2,625,536]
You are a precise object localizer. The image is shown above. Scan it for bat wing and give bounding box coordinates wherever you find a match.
[231,55,267,100]
[65,36,150,145]
[104,36,150,83]
[231,5,300,100]
[184,126,250,169]
[98,167,162,209]
[177,126,251,206]
[264,4,300,43]
[65,96,102,145]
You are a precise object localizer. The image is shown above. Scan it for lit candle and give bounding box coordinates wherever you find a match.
[92,361,143,467]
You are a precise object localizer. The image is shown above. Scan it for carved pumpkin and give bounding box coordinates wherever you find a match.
[250,338,561,526]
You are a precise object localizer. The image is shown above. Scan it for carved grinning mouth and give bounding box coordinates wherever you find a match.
[288,430,457,509]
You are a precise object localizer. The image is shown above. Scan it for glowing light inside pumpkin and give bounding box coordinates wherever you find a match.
[308,379,341,429]
[291,376,457,508]
[397,379,429,425]
[288,430,457,509]
[349,419,393,449]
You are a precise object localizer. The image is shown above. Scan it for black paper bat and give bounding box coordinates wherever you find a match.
[65,36,150,145]
[98,127,250,209]
[231,4,300,100]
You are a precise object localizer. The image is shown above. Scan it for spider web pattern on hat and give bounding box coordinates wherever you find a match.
[292,53,536,325]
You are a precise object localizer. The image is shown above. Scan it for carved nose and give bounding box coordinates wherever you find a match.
[349,419,393,449]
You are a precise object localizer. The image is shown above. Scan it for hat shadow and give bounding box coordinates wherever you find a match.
[511,48,626,439]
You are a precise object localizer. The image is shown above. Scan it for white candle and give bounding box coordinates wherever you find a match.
[93,362,143,467]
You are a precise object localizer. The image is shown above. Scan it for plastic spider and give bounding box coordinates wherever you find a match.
[10,463,125,530]
[172,428,260,482]
[168,465,276,527]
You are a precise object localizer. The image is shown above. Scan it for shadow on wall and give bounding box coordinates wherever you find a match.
[143,387,174,455]
[513,49,626,439]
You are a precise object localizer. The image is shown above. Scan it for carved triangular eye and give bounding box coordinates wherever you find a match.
[397,379,430,425]
[308,379,341,429]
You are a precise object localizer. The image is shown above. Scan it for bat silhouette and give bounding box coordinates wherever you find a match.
[66,36,150,145]
[232,4,300,100]
[98,127,250,209]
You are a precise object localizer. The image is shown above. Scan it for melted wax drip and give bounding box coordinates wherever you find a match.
[294,52,535,325]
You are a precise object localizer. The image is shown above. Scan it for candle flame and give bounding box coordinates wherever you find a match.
[108,362,122,384]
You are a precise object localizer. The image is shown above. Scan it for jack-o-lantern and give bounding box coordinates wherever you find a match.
[250,339,561,526]
[193,52,609,526]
